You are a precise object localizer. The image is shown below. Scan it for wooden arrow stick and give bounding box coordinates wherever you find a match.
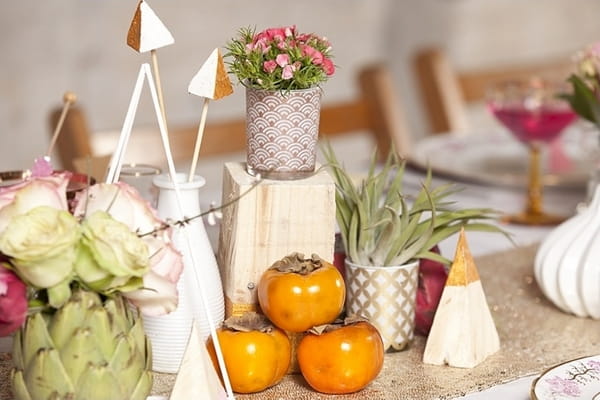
[188,98,210,182]
[151,49,168,127]
[47,91,77,158]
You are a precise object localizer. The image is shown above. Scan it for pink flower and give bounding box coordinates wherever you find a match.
[0,264,27,336]
[282,65,295,80]
[322,58,335,76]
[275,54,290,68]
[284,25,296,37]
[263,60,277,73]
[73,183,183,316]
[301,44,324,65]
[263,27,286,41]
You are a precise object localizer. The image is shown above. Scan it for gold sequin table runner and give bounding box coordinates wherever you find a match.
[3,244,600,399]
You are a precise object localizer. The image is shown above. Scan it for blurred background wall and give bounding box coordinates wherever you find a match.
[2,0,600,171]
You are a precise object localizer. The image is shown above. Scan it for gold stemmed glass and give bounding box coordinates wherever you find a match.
[487,78,576,225]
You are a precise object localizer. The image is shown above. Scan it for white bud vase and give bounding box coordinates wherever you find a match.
[142,173,224,373]
[534,185,600,318]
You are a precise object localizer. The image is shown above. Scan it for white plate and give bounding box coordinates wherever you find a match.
[409,127,596,190]
[531,354,600,399]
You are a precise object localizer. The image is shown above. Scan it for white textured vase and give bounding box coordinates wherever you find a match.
[344,259,419,351]
[535,185,600,319]
[142,173,225,373]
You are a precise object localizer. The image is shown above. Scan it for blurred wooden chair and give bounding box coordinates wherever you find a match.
[50,63,411,181]
[413,46,574,134]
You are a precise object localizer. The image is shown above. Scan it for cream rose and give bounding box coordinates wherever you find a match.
[77,210,149,293]
[0,206,79,288]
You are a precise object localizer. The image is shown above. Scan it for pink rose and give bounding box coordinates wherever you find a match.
[263,60,277,74]
[73,183,183,316]
[0,172,70,235]
[282,65,295,80]
[322,58,335,76]
[0,264,27,336]
[275,54,290,68]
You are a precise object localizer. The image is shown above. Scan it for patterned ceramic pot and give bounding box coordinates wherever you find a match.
[245,86,321,180]
[344,259,419,352]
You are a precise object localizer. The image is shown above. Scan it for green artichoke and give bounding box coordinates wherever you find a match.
[11,288,153,400]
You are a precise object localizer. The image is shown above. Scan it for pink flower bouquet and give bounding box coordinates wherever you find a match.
[225,25,335,91]
[0,171,184,337]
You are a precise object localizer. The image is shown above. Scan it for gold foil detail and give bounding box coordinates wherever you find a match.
[446,228,480,286]
[126,1,142,51]
[213,49,234,100]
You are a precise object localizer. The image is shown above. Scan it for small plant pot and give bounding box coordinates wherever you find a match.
[344,259,419,352]
[245,86,321,180]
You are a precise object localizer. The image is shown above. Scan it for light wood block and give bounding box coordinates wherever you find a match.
[217,162,336,317]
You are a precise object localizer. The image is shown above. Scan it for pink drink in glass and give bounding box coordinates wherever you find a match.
[489,105,576,143]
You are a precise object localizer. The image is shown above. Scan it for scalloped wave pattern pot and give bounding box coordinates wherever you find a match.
[245,86,321,180]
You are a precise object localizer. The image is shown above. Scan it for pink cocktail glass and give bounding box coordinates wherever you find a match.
[487,78,576,225]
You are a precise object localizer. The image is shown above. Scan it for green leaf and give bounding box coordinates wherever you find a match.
[562,74,600,125]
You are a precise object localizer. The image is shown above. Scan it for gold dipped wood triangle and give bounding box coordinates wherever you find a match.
[423,228,500,368]
[127,0,174,53]
[188,48,234,100]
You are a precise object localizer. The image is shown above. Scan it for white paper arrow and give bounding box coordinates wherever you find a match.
[188,48,233,100]
[187,48,234,181]
[127,0,174,53]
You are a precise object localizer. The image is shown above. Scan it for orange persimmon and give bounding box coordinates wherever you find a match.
[297,317,384,394]
[257,253,345,332]
[206,312,291,394]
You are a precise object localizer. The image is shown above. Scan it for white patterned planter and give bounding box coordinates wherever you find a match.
[344,260,419,352]
[535,185,600,319]
[245,86,321,180]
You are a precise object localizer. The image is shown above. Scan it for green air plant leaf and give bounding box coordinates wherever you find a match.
[321,142,508,267]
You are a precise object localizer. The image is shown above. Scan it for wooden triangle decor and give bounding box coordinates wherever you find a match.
[422,228,500,368]
[127,0,174,53]
[170,322,228,400]
[188,48,234,100]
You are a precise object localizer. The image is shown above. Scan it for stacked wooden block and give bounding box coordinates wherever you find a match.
[217,162,336,317]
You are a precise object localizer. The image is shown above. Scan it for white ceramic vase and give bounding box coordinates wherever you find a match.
[344,259,419,351]
[535,185,600,318]
[142,173,225,373]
